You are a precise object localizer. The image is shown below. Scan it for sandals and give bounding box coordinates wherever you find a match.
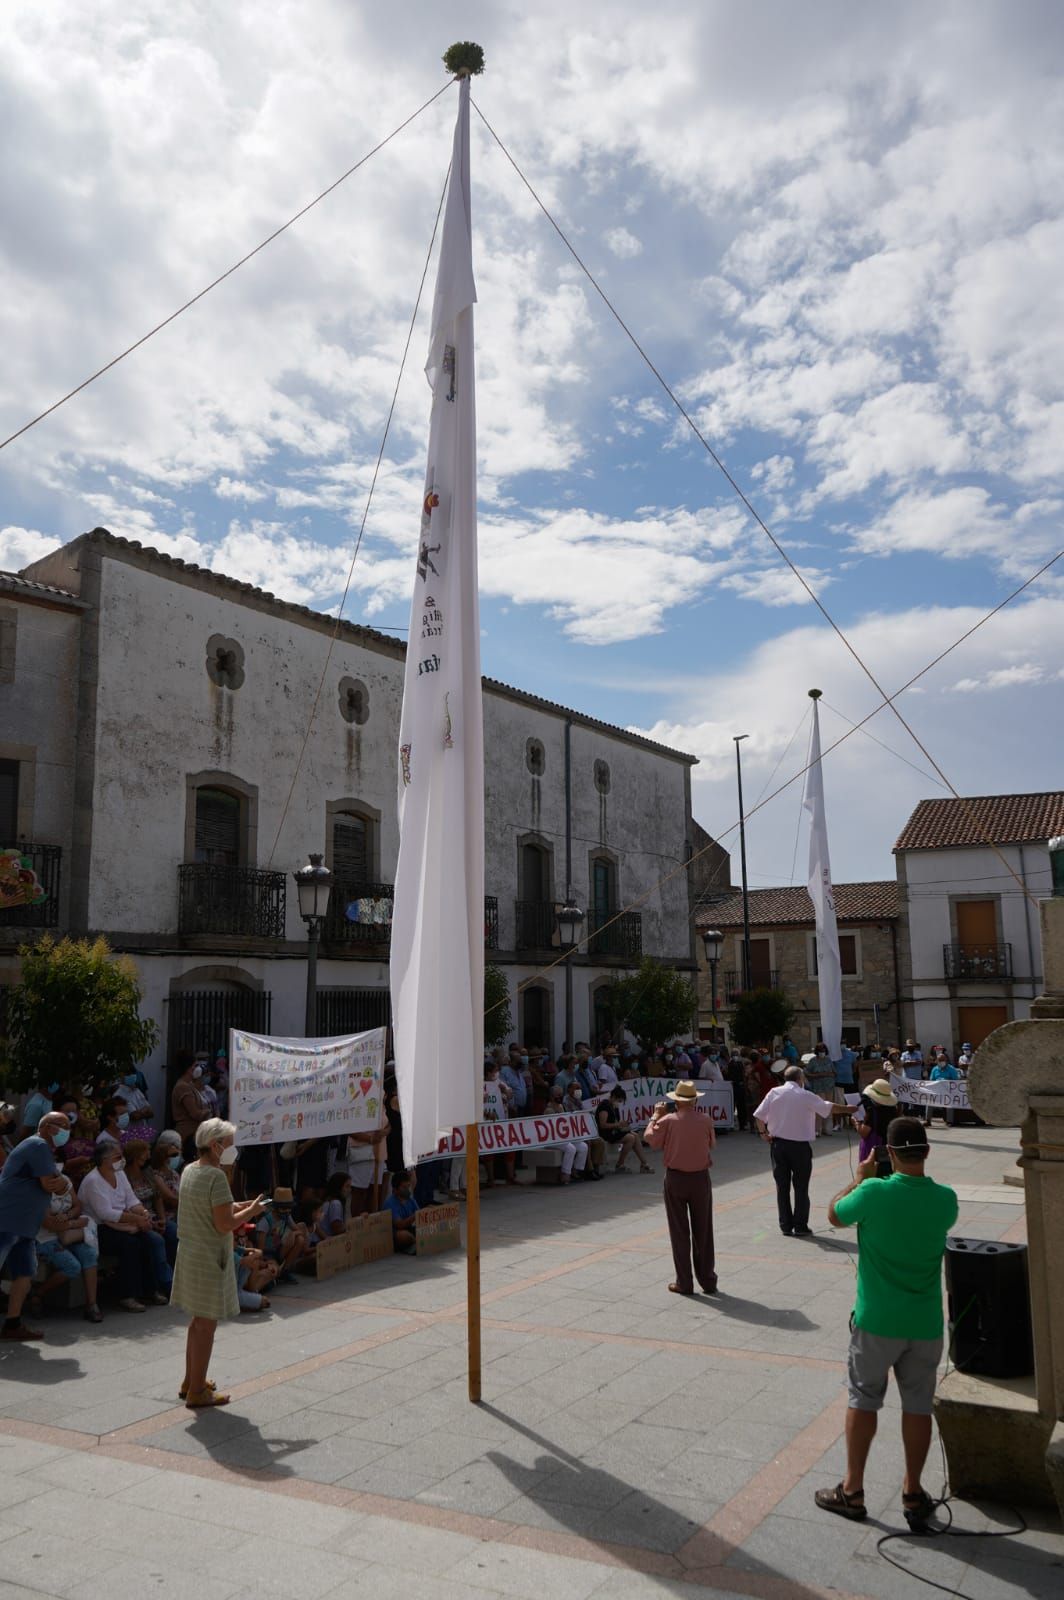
[638,1163,652,1174]
[814,1482,867,1521]
[179,1378,216,1401]
[185,1388,231,1409]
[903,1489,936,1531]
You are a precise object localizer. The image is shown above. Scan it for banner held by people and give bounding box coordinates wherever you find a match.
[390,71,484,1171]
[229,1027,386,1146]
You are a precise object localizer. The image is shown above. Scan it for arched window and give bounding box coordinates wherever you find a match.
[521,841,550,903]
[332,811,369,885]
[521,985,551,1050]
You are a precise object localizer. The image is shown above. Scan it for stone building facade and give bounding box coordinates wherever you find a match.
[2,528,704,1102]
[695,882,901,1049]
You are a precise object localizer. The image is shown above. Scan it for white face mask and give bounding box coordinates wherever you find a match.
[219,1145,239,1166]
[192,1066,203,1079]
[112,1157,125,1172]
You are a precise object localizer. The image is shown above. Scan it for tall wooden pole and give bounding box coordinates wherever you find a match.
[465,1123,481,1401]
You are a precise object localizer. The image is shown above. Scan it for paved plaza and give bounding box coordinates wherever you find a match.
[0,1124,1059,1600]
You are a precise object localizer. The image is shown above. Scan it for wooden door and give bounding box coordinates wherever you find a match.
[957,1005,1008,1049]
[749,937,772,987]
[956,900,996,948]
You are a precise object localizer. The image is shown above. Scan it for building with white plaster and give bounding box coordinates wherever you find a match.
[2,529,703,1106]
[894,793,1062,1052]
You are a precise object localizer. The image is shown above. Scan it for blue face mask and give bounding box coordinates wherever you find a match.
[47,1082,60,1095]
[168,1153,182,1170]
[124,1074,138,1088]
[53,1128,70,1148]
[116,1112,130,1130]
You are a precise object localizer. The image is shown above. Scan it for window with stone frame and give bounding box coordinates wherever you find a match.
[810,932,859,977]
[206,635,245,690]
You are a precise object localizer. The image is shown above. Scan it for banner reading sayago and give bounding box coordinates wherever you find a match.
[618,1077,735,1131]
[889,1072,970,1112]
[230,1027,386,1146]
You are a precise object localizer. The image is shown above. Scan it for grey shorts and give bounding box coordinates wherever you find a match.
[847,1326,943,1415]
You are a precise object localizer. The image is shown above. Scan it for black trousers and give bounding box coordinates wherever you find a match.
[770,1138,812,1232]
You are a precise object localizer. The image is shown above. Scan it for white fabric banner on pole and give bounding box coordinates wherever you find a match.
[890,1073,971,1111]
[803,697,842,1062]
[229,1027,386,1146]
[390,77,484,1169]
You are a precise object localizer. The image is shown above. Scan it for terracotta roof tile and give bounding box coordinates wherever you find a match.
[695,880,897,929]
[0,569,81,603]
[894,793,1064,852]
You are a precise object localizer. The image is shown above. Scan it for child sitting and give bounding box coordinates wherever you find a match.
[383,1170,419,1254]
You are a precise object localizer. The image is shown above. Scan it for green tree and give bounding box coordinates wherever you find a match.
[729,987,795,1049]
[484,962,512,1048]
[606,958,698,1048]
[5,936,158,1093]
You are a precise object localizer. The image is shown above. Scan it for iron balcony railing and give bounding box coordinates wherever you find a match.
[325,881,394,948]
[178,863,287,939]
[0,843,61,929]
[326,885,500,952]
[514,899,556,950]
[944,943,1013,981]
[722,968,780,1002]
[588,910,642,960]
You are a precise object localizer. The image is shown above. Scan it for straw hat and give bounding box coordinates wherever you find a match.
[666,1081,704,1103]
[864,1080,896,1108]
[272,1187,295,1206]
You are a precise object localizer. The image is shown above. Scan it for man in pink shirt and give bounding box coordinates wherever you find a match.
[643,1081,717,1296]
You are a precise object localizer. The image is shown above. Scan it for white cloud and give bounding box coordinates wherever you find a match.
[948,662,1048,693]
[0,525,61,570]
[720,564,833,607]
[604,226,643,258]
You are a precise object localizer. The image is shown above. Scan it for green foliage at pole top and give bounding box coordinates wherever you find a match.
[4,935,159,1094]
[484,962,512,1048]
[605,957,698,1048]
[729,986,796,1049]
[443,41,485,77]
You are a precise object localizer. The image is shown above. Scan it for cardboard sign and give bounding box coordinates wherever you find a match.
[416,1201,461,1256]
[230,1026,386,1146]
[314,1208,394,1279]
[482,1082,505,1122]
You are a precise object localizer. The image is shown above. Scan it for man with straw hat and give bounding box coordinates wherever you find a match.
[643,1081,717,1296]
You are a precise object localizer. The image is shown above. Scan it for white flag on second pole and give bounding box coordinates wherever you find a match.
[803,695,842,1062]
[390,77,484,1168]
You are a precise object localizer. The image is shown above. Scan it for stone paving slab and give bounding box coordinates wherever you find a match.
[0,1125,1058,1600]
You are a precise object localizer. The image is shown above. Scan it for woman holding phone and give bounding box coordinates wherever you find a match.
[171,1117,266,1408]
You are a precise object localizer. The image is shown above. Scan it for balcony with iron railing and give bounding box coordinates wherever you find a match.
[587,909,643,961]
[324,884,500,954]
[177,863,287,940]
[722,969,780,1003]
[0,843,62,930]
[944,943,1013,982]
[514,899,556,951]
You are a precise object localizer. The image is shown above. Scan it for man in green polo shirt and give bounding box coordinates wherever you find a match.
[815,1116,958,1530]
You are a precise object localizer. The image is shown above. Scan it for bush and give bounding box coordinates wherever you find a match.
[484,962,512,1048]
[5,936,158,1094]
[606,958,697,1048]
[729,987,795,1049]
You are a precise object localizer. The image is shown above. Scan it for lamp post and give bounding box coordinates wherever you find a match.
[556,895,584,1056]
[701,926,723,1044]
[733,734,752,991]
[294,853,332,1036]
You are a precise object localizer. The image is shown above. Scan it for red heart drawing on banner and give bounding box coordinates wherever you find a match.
[358,1078,374,1098]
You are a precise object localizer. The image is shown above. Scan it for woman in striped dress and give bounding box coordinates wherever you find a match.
[171,1118,266,1408]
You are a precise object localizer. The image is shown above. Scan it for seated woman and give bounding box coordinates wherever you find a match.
[596,1087,651,1174]
[110,1071,155,1134]
[316,1172,350,1240]
[78,1141,172,1311]
[384,1170,419,1253]
[146,1130,183,1262]
[124,1138,177,1273]
[63,1104,101,1182]
[95,1096,136,1151]
[34,1171,103,1323]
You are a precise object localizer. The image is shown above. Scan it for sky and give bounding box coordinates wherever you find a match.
[2,1,1063,889]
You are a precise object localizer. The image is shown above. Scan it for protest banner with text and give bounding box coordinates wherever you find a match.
[230,1027,386,1146]
[889,1072,970,1111]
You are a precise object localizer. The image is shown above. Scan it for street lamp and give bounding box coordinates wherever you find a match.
[294,853,332,1036]
[701,926,723,1043]
[556,895,584,1056]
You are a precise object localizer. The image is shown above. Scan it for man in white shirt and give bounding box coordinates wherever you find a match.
[592,1047,619,1092]
[900,1040,924,1081]
[753,1065,837,1237]
[700,1054,725,1085]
